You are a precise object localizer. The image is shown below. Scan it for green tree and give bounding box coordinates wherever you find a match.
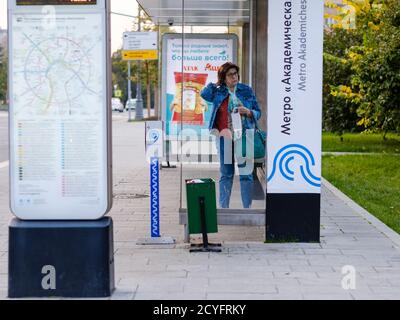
[349,0,400,136]
[324,0,400,136]
[112,50,130,104]
[323,28,362,134]
[0,53,7,104]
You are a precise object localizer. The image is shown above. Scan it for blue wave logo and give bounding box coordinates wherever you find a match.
[149,130,160,145]
[267,144,321,187]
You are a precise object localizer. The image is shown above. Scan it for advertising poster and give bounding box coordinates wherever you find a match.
[162,34,238,139]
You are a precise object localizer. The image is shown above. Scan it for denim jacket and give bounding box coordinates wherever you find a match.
[200,82,261,131]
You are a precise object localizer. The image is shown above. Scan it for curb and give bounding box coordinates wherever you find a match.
[323,152,400,156]
[322,177,400,249]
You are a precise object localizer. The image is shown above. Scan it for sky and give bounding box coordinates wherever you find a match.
[0,1,227,53]
[0,0,139,53]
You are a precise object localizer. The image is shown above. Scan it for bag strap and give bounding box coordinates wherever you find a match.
[252,116,266,143]
[252,114,262,131]
[243,111,266,143]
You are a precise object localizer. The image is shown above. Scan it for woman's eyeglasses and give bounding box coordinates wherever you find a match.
[226,71,238,78]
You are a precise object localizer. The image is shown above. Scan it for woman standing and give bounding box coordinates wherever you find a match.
[200,62,261,209]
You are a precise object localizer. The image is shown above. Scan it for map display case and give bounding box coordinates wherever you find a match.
[8,0,112,219]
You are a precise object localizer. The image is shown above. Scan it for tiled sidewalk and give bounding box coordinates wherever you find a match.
[0,116,399,300]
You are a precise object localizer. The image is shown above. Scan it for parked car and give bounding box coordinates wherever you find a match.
[111,98,124,112]
[125,98,137,111]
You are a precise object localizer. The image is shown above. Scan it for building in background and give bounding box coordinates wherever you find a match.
[324,0,345,28]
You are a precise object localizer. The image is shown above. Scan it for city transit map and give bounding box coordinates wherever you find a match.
[11,13,104,116]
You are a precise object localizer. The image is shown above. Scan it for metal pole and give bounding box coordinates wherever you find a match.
[157,23,161,120]
[179,0,185,209]
[128,60,132,121]
[249,0,254,88]
[135,5,144,120]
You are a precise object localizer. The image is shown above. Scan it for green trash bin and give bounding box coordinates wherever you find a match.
[185,178,218,235]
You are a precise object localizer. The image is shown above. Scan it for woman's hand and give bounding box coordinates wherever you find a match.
[238,106,252,118]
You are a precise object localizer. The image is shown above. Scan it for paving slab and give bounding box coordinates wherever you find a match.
[0,116,399,300]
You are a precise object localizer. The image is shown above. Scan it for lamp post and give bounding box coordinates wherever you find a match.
[127,60,132,121]
[135,5,144,120]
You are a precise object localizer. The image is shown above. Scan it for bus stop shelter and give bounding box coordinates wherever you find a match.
[137,0,324,243]
[138,0,267,239]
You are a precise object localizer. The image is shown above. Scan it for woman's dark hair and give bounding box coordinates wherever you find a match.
[217,62,240,85]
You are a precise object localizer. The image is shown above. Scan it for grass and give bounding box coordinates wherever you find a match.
[322,132,400,153]
[322,154,400,234]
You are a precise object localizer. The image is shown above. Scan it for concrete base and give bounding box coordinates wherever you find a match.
[8,217,115,298]
[266,193,320,243]
[136,236,175,245]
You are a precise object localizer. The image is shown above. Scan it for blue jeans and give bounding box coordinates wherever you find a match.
[216,137,254,209]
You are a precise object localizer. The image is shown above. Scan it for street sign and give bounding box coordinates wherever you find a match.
[122,50,158,61]
[123,32,157,50]
[8,0,112,220]
[122,32,158,61]
[114,90,122,98]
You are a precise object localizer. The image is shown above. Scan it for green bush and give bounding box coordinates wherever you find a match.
[351,1,400,135]
[323,29,362,134]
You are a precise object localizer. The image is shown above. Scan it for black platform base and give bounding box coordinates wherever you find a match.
[8,217,115,298]
[189,242,222,253]
[266,193,320,243]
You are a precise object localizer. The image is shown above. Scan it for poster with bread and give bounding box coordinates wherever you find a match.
[162,34,238,137]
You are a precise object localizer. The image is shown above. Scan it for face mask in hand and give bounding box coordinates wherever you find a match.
[231,108,242,141]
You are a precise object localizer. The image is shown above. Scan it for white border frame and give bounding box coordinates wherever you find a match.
[7,0,112,220]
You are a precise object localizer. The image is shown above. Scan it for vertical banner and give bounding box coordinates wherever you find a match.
[150,157,160,238]
[266,0,324,241]
[138,121,174,244]
[146,121,163,238]
[162,34,238,139]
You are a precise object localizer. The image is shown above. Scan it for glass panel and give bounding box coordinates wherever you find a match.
[173,0,263,213]
[156,0,263,213]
